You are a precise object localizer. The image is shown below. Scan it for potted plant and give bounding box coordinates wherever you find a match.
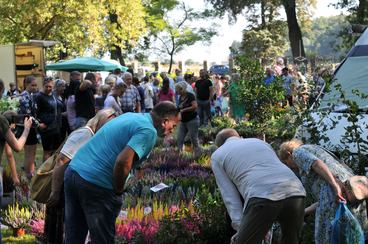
[2,203,32,237]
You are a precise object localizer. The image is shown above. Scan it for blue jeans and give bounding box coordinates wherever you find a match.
[177,117,200,152]
[197,99,211,126]
[64,168,122,244]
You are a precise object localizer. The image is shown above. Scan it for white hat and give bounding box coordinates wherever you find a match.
[348,176,368,201]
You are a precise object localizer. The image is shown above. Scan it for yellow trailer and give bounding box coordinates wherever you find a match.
[0,40,57,91]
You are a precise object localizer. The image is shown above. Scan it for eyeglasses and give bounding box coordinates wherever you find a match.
[44,77,53,82]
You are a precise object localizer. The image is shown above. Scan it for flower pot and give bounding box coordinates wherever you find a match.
[13,227,25,237]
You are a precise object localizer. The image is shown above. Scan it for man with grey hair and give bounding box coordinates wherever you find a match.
[120,72,141,113]
[105,75,117,88]
[211,128,306,244]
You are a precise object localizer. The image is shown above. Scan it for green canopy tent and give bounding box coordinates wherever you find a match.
[45,57,128,72]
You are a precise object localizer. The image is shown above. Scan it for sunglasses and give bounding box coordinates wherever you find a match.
[44,77,53,82]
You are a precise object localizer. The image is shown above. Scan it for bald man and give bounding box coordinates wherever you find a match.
[211,129,306,244]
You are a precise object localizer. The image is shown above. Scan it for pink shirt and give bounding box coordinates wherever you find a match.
[158,88,174,102]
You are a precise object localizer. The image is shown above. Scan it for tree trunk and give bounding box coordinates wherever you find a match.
[109,12,125,66]
[110,45,126,66]
[282,0,305,60]
[260,0,266,28]
[168,51,174,74]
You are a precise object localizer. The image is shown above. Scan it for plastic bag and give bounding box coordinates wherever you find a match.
[330,202,364,244]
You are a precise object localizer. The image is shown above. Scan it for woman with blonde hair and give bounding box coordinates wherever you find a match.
[104,82,127,115]
[44,108,117,244]
[36,77,64,161]
[279,139,368,244]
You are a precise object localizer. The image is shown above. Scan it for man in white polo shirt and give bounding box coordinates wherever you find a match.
[211,128,306,244]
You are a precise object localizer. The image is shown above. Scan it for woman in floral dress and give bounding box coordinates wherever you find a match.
[279,139,368,244]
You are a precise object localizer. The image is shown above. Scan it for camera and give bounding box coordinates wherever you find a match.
[10,115,40,128]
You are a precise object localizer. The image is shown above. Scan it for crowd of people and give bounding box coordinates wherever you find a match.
[263,57,327,110]
[0,60,364,244]
[0,68,233,168]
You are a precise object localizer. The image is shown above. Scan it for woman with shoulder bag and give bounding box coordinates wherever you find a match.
[279,139,368,244]
[36,77,63,161]
[43,108,117,244]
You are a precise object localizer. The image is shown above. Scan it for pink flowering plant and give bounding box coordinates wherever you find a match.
[116,220,159,244]
[115,199,194,243]
[29,219,44,237]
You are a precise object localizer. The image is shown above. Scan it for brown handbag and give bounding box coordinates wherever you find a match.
[30,140,65,203]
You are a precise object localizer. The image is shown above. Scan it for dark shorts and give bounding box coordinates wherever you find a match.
[40,131,62,151]
[25,128,38,145]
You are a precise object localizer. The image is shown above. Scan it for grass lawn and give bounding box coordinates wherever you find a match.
[6,145,44,173]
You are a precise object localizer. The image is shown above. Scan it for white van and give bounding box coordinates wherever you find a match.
[296,27,368,155]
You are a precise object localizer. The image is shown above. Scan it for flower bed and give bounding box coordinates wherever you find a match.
[3,149,231,243]
[115,149,230,243]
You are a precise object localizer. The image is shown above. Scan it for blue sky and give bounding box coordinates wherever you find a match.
[167,0,344,64]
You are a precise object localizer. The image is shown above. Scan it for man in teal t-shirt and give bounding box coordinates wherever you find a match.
[64,102,180,244]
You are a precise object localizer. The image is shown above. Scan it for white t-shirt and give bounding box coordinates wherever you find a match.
[66,95,76,130]
[211,137,306,231]
[104,94,122,114]
[144,83,154,109]
[60,126,94,159]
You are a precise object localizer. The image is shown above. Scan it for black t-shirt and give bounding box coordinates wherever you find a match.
[195,79,212,100]
[75,86,96,119]
[178,92,197,123]
[65,80,80,98]
[35,92,63,128]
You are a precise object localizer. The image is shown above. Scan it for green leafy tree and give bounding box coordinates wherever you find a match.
[235,1,288,63]
[146,1,217,73]
[334,0,368,24]
[0,0,147,62]
[242,20,288,64]
[206,0,316,60]
[234,55,285,124]
[333,0,368,50]
[303,15,349,67]
[106,0,147,65]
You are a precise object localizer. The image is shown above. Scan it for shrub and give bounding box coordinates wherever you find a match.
[3,203,32,229]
